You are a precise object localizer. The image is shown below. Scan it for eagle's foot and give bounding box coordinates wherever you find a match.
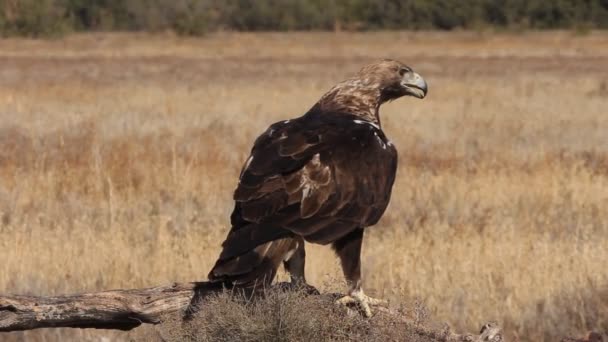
[336,289,387,318]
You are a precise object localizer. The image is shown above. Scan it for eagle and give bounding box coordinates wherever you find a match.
[207,59,427,316]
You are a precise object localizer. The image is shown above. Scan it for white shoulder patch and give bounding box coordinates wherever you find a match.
[239,155,254,181]
[373,132,387,149]
[244,155,254,168]
[353,119,380,130]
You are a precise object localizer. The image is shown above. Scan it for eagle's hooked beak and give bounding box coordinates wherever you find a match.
[402,71,427,99]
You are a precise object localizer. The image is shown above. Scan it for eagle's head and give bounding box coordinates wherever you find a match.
[315,59,427,124]
[357,59,427,101]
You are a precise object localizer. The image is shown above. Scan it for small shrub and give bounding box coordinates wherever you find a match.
[161,288,438,342]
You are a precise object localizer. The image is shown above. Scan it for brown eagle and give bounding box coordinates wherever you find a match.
[207,59,427,316]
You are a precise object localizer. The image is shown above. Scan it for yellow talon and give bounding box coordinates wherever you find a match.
[336,289,387,317]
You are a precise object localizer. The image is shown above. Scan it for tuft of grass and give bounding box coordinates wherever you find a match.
[161,288,438,342]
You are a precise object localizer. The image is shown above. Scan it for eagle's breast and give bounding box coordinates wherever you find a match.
[322,119,398,227]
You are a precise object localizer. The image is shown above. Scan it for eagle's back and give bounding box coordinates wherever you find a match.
[208,113,397,285]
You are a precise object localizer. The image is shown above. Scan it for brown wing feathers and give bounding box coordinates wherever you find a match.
[208,113,397,286]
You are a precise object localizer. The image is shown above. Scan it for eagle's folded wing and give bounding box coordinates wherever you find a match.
[232,115,377,241]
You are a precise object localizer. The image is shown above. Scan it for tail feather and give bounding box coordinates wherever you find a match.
[209,236,297,288]
[184,281,226,319]
[218,223,292,260]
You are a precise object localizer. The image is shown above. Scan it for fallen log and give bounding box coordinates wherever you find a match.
[0,282,503,342]
[0,282,196,331]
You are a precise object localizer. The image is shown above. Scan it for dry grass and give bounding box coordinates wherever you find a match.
[0,31,607,341]
[162,287,438,342]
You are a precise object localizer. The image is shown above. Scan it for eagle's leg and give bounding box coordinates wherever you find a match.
[282,237,319,294]
[333,228,387,317]
[284,237,306,283]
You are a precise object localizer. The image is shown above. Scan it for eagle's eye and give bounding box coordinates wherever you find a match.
[398,68,409,76]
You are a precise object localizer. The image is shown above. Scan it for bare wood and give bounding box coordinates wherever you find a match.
[0,283,195,331]
[0,282,502,342]
[374,306,503,342]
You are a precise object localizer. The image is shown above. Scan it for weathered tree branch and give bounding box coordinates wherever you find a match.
[0,282,196,331]
[373,306,502,342]
[0,282,502,342]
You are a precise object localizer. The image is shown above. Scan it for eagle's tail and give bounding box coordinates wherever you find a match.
[207,222,297,289]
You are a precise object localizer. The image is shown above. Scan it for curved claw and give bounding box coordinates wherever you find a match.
[335,290,388,317]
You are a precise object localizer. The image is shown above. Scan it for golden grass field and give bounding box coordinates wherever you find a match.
[1,31,608,341]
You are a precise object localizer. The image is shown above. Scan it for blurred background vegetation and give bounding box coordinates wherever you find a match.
[1,0,607,37]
